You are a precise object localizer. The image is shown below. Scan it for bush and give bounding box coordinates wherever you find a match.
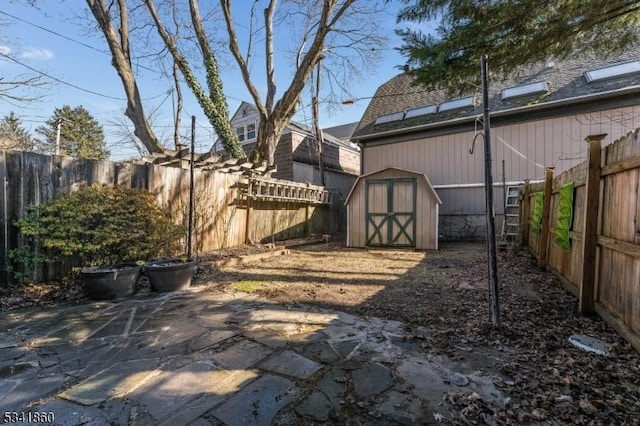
[11,184,185,276]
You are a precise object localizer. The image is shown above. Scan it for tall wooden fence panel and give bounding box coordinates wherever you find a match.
[523,130,640,351]
[1,151,342,286]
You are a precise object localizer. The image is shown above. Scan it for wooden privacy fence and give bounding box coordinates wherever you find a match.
[0,150,344,286]
[522,131,640,352]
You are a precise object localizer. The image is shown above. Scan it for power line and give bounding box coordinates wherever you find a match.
[1,51,124,101]
[0,8,160,76]
[0,51,169,102]
[0,9,109,55]
[0,8,246,104]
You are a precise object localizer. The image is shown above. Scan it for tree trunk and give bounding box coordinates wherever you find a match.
[252,117,285,166]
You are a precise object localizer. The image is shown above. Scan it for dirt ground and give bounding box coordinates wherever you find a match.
[2,239,639,424]
[207,240,640,425]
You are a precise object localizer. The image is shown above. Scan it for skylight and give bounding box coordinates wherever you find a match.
[439,96,475,112]
[374,111,405,125]
[404,104,437,119]
[501,81,548,100]
[584,61,640,83]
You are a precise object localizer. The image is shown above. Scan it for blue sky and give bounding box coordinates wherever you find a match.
[0,1,409,161]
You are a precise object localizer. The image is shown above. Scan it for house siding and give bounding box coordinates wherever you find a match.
[362,105,640,239]
[273,133,294,180]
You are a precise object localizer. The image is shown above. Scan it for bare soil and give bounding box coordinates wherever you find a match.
[208,240,640,425]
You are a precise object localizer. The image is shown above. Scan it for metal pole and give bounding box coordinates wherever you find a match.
[187,115,195,260]
[481,55,500,325]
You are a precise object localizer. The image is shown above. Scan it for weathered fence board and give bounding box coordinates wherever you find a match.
[522,130,640,352]
[1,151,343,286]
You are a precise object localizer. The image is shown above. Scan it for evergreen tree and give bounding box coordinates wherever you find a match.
[35,105,109,160]
[0,112,35,151]
[397,0,640,93]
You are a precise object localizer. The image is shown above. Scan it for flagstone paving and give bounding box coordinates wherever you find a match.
[0,287,505,425]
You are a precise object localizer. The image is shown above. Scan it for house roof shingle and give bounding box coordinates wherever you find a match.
[353,48,640,141]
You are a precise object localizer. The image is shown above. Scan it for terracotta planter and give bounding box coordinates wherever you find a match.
[145,259,197,292]
[80,263,141,300]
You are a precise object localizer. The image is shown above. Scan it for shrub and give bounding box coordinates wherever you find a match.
[11,184,185,277]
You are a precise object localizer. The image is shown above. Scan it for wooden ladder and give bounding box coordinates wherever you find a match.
[501,185,520,238]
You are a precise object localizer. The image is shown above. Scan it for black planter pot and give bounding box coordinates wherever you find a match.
[80,263,141,300]
[145,259,197,292]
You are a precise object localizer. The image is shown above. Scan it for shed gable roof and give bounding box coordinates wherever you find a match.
[354,48,640,141]
[344,166,442,206]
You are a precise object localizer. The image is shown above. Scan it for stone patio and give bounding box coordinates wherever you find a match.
[0,286,505,425]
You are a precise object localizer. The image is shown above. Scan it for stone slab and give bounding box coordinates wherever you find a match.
[157,369,259,426]
[333,340,360,359]
[313,366,348,417]
[351,363,393,399]
[377,390,422,425]
[259,350,322,380]
[320,324,364,342]
[296,341,341,363]
[212,339,273,369]
[132,360,258,422]
[188,330,238,352]
[0,373,70,411]
[242,329,288,348]
[295,391,332,422]
[212,374,298,426]
[60,359,159,406]
[248,309,340,326]
[36,397,132,426]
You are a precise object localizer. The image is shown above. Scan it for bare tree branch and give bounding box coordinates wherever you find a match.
[85,0,164,154]
[144,0,245,158]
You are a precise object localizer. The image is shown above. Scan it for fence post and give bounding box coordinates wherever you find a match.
[580,134,606,314]
[245,179,253,244]
[538,167,554,268]
[520,180,530,247]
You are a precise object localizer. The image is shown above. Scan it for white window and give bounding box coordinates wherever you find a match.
[246,122,256,140]
[235,126,245,142]
[235,121,257,143]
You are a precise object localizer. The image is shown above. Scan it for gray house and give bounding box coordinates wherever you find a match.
[214,102,360,199]
[351,49,640,242]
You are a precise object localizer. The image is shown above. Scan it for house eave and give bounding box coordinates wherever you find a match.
[353,84,640,143]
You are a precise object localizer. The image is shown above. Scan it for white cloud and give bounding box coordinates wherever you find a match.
[0,45,11,55]
[20,47,54,61]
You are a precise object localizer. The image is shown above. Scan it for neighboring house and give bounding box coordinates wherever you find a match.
[350,49,640,242]
[213,102,360,199]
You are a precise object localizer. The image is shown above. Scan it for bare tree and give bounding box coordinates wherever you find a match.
[139,0,386,165]
[0,15,48,104]
[220,0,386,165]
[85,0,164,154]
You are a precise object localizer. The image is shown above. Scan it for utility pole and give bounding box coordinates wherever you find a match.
[312,63,325,186]
[481,55,500,325]
[187,115,196,261]
[55,117,63,155]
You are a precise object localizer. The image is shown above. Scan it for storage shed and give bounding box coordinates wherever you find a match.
[345,167,441,249]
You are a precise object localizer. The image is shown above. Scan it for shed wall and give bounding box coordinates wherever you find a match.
[347,168,439,249]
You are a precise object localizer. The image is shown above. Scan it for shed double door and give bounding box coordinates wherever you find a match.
[365,178,417,247]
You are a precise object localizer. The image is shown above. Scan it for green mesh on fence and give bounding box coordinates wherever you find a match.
[554,182,574,250]
[532,192,544,235]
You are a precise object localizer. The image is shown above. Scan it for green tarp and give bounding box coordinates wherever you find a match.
[532,192,544,235]
[554,182,574,250]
